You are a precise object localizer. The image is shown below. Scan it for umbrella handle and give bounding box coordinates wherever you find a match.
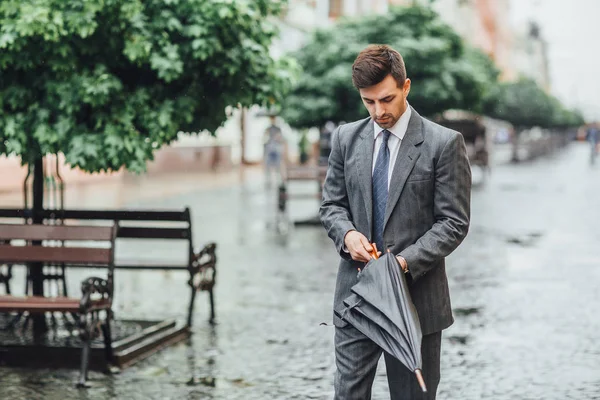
[415,369,427,393]
[369,243,379,260]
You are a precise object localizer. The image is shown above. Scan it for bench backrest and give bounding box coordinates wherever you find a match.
[44,208,192,246]
[0,208,193,263]
[0,208,191,239]
[0,224,116,266]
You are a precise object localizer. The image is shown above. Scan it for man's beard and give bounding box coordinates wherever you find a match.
[375,115,396,128]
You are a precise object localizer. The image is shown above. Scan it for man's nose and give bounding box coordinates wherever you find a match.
[374,103,385,118]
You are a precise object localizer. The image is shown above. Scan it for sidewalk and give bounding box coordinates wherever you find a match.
[0,143,234,196]
[0,162,265,209]
[0,155,117,195]
[2,143,599,399]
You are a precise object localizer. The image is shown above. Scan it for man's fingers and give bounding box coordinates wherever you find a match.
[349,245,370,262]
[351,253,368,263]
[355,242,372,261]
[358,249,372,261]
[348,234,376,262]
[359,236,374,252]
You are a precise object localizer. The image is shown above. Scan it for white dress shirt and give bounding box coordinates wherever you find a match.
[372,104,412,189]
[341,103,412,254]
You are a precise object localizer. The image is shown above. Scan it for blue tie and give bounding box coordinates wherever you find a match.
[372,129,391,253]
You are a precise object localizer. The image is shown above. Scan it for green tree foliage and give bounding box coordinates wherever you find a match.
[548,99,585,129]
[0,0,297,172]
[484,79,584,129]
[553,107,585,129]
[281,5,499,129]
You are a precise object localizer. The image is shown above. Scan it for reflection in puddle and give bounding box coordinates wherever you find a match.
[454,307,482,317]
[229,378,254,388]
[187,376,216,387]
[505,232,544,247]
[447,335,470,345]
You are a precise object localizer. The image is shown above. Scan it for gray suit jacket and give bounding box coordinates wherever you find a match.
[320,107,471,335]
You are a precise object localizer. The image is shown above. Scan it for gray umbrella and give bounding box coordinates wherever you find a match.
[335,252,427,392]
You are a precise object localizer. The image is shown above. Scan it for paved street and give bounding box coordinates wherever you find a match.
[1,142,599,399]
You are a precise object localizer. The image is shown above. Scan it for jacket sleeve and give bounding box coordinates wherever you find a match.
[320,127,355,260]
[400,131,471,281]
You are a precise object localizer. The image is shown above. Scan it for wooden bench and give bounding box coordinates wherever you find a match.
[278,165,328,226]
[0,208,217,327]
[0,223,117,387]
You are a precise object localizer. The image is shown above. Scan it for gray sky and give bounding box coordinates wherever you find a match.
[510,0,600,121]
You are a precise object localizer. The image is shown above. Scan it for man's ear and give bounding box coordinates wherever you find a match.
[403,79,411,96]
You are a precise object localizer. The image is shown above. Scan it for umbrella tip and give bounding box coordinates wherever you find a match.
[415,369,427,393]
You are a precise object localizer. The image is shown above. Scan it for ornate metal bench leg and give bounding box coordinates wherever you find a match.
[77,277,112,387]
[187,278,196,328]
[101,311,114,366]
[77,338,91,388]
[191,243,217,326]
[209,289,216,325]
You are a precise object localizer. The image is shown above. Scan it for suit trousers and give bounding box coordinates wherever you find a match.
[334,324,442,400]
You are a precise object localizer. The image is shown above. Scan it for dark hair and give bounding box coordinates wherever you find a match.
[352,44,407,89]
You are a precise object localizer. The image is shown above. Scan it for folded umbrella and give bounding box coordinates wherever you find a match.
[336,252,427,392]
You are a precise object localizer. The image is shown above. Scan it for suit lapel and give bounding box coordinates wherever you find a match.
[356,120,375,237]
[383,108,424,230]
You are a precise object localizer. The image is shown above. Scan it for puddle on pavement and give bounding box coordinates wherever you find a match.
[505,232,544,247]
[229,378,254,388]
[454,307,481,317]
[139,366,169,377]
[266,338,289,345]
[447,335,470,345]
[499,183,539,192]
[185,376,254,389]
[187,376,216,387]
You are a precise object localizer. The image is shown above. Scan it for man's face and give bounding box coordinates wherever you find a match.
[359,74,411,130]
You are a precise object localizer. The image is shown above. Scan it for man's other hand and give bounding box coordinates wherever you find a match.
[396,255,408,273]
[344,230,375,263]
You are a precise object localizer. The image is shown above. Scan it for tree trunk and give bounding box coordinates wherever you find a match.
[31,157,47,334]
[240,107,249,165]
[511,128,521,163]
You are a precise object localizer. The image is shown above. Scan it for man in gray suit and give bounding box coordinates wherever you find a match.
[320,44,471,399]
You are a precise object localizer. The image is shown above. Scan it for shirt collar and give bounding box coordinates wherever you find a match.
[373,102,412,141]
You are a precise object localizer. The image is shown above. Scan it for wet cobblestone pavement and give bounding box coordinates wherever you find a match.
[1,142,600,399]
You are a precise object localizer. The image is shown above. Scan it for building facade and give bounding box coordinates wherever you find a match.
[509,21,551,90]
[389,0,550,89]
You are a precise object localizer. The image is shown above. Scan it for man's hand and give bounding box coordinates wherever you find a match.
[344,230,376,263]
[396,255,409,273]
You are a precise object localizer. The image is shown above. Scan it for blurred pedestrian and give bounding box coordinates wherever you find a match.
[320,44,471,399]
[586,123,600,164]
[263,115,286,187]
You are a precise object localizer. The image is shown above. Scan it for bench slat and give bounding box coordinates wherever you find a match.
[117,227,189,240]
[0,209,27,219]
[116,264,188,270]
[0,295,110,313]
[0,208,190,222]
[0,245,112,265]
[47,209,190,222]
[0,224,114,241]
